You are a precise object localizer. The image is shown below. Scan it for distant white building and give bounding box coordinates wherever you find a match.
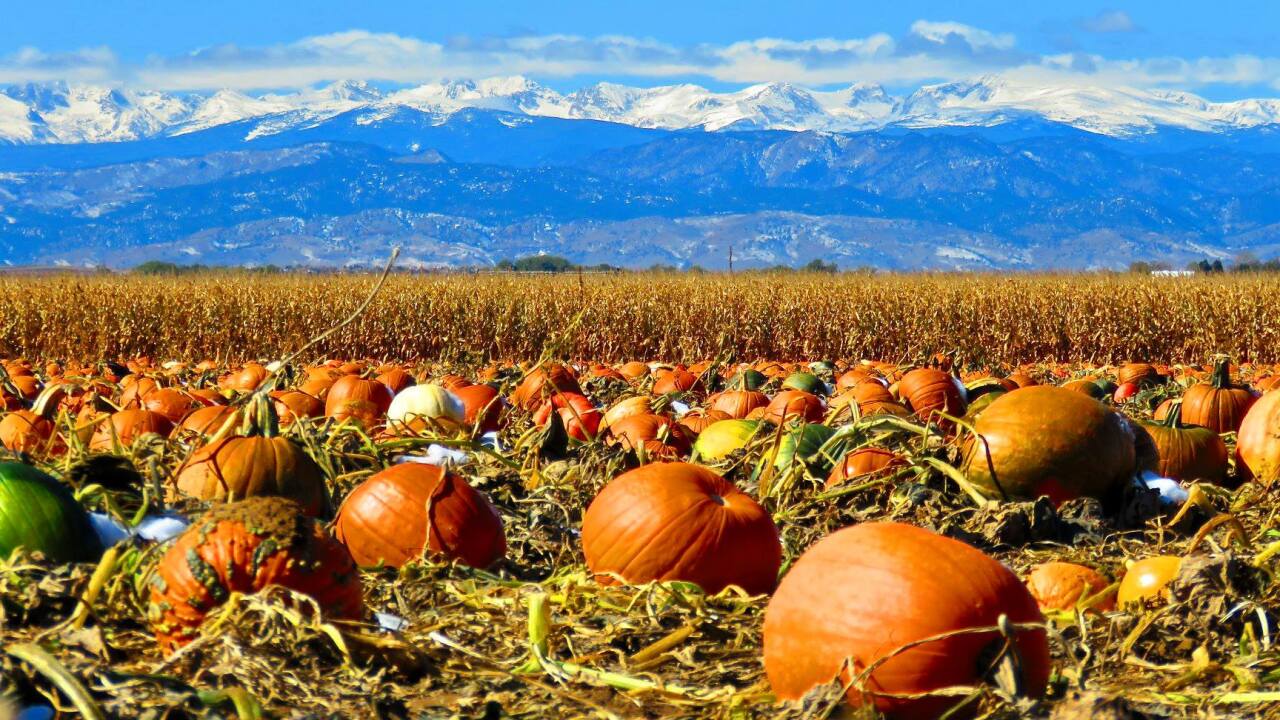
[1151,270,1195,277]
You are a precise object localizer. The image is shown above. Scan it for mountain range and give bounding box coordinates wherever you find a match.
[3,76,1280,270]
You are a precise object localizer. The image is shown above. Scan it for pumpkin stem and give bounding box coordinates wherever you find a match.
[1161,399,1184,428]
[1209,355,1232,389]
[241,393,281,438]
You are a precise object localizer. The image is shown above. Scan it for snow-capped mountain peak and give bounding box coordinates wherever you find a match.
[2,74,1280,145]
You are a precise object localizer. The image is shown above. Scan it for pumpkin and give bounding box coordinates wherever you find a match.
[826,447,904,487]
[223,363,270,392]
[0,410,57,455]
[769,423,837,475]
[1236,389,1280,485]
[1180,356,1257,434]
[692,419,759,460]
[510,364,581,411]
[581,462,781,595]
[1061,378,1106,399]
[763,522,1049,720]
[172,400,327,515]
[334,463,506,569]
[1112,381,1140,403]
[709,390,769,419]
[325,375,394,426]
[453,384,506,434]
[1117,556,1182,608]
[607,413,690,454]
[1117,362,1160,387]
[677,410,729,436]
[962,386,1136,503]
[374,367,416,394]
[386,384,465,432]
[781,372,825,396]
[1138,401,1228,484]
[533,392,600,441]
[618,361,650,381]
[652,368,700,395]
[0,462,102,562]
[728,368,767,391]
[147,496,362,652]
[897,368,966,428]
[1024,561,1115,612]
[763,391,825,425]
[600,396,653,429]
[270,390,324,425]
[142,387,201,424]
[1007,372,1038,388]
[118,376,161,408]
[171,405,239,440]
[90,409,174,452]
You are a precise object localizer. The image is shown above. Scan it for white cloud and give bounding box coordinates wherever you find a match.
[1081,10,1139,34]
[0,23,1278,95]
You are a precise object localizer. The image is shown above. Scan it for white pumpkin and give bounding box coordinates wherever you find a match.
[387,384,465,428]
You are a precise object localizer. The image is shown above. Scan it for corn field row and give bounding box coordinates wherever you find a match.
[0,272,1276,363]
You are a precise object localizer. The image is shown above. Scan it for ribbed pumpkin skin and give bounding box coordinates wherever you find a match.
[763,391,825,425]
[763,523,1049,720]
[90,409,174,451]
[324,376,393,426]
[898,369,966,426]
[1181,365,1257,434]
[142,388,200,424]
[963,386,1136,503]
[1025,561,1114,612]
[147,496,362,652]
[453,384,506,434]
[171,405,238,440]
[334,463,505,569]
[709,391,769,419]
[1139,418,1228,483]
[0,410,57,454]
[1237,390,1280,485]
[0,462,102,562]
[581,462,781,596]
[607,414,690,454]
[173,436,327,516]
[826,447,903,487]
[510,364,581,411]
[652,369,700,395]
[270,390,324,426]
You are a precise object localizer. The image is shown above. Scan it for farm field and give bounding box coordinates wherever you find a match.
[0,271,1278,719]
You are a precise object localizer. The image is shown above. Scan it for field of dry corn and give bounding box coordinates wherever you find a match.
[0,271,1278,363]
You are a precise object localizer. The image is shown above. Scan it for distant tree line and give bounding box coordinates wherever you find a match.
[133,261,286,275]
[1128,254,1280,275]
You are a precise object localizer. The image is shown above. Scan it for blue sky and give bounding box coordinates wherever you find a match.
[4,1,1279,98]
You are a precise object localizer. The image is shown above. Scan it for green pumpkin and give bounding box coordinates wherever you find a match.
[0,462,102,562]
[729,369,767,391]
[693,420,760,461]
[963,390,1006,421]
[1138,402,1228,484]
[962,386,1136,503]
[782,372,826,396]
[769,423,838,474]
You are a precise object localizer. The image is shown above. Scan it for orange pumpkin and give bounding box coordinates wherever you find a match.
[0,410,58,455]
[533,392,600,441]
[652,368,700,395]
[510,364,581,411]
[1025,561,1115,612]
[453,384,506,434]
[763,523,1049,719]
[374,367,416,394]
[142,387,200,425]
[897,368,966,428]
[606,413,691,454]
[270,390,324,426]
[581,462,781,595]
[334,463,506,569]
[324,375,394,426]
[147,496,362,652]
[90,409,174,451]
[222,363,269,392]
[763,391,825,425]
[708,390,769,419]
[1236,390,1280,485]
[1180,356,1258,434]
[826,447,904,487]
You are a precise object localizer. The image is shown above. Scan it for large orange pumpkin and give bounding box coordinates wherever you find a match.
[0,410,57,455]
[581,462,781,595]
[222,363,270,392]
[142,387,201,425]
[763,523,1049,720]
[652,368,700,395]
[171,405,239,441]
[897,368,966,428]
[708,390,769,419]
[1236,389,1280,485]
[324,375,394,426]
[962,386,1136,503]
[453,384,506,434]
[1180,356,1257,434]
[510,364,581,411]
[90,409,174,451]
[334,463,506,569]
[1138,402,1228,484]
[763,391,825,425]
[147,496,362,652]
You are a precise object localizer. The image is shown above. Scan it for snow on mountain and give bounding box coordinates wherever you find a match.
[3,75,1280,145]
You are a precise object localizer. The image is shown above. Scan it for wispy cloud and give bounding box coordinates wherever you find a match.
[1080,10,1140,34]
[1,21,1278,93]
